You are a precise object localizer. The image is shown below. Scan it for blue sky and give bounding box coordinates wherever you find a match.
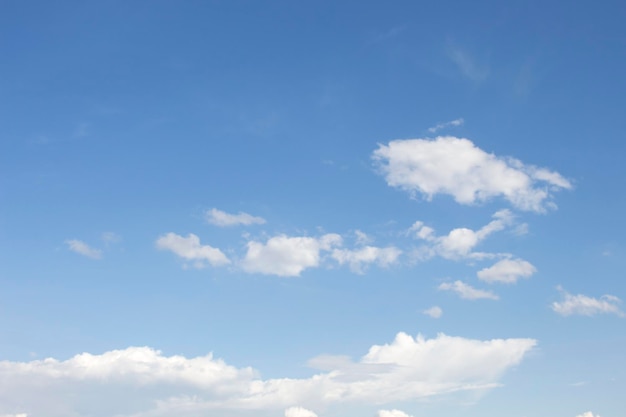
[1,1,625,416]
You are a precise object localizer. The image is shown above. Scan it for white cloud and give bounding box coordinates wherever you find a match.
[428,118,464,134]
[477,258,536,284]
[576,413,600,417]
[65,239,102,260]
[241,234,341,277]
[206,208,266,227]
[285,407,318,417]
[372,137,571,212]
[0,332,535,417]
[0,414,28,417]
[378,410,413,417]
[439,280,499,300]
[552,287,624,317]
[156,233,230,268]
[423,306,443,318]
[354,230,372,245]
[331,245,402,274]
[409,210,514,260]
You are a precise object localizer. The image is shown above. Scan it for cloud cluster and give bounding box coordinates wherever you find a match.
[576,413,600,417]
[552,287,624,317]
[373,137,571,212]
[206,208,266,227]
[0,333,536,417]
[409,209,514,261]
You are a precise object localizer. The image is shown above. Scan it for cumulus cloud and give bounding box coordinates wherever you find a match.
[156,233,230,268]
[477,258,536,284]
[65,239,102,259]
[423,306,443,318]
[378,410,413,417]
[241,234,341,277]
[428,118,464,134]
[552,287,624,317]
[576,413,600,417]
[372,137,571,212]
[409,210,514,261]
[331,245,402,273]
[206,208,266,227]
[285,407,318,417]
[0,333,536,417]
[439,280,499,300]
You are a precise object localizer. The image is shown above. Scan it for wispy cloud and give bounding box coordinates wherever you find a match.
[205,208,266,227]
[65,239,102,260]
[428,118,464,134]
[552,287,624,317]
[446,44,489,82]
[439,280,499,300]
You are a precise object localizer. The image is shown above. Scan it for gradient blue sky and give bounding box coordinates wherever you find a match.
[1,1,625,417]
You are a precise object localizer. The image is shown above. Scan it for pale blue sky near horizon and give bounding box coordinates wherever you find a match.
[1,1,625,417]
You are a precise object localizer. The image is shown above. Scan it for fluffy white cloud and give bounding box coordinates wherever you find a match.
[372,137,571,212]
[331,245,402,273]
[423,306,443,318]
[439,280,499,300]
[552,287,624,317]
[285,407,318,417]
[0,333,536,417]
[65,239,102,259]
[206,208,266,227]
[242,234,341,277]
[0,414,28,417]
[409,210,514,261]
[156,233,230,268]
[576,413,600,417]
[378,410,413,417]
[477,258,536,284]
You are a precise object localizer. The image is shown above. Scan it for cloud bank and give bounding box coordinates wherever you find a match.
[0,332,536,417]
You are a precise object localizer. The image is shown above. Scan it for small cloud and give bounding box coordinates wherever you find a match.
[242,234,342,277]
[423,306,443,318]
[439,280,499,300]
[570,381,587,387]
[427,118,464,134]
[205,208,266,227]
[552,287,624,317]
[156,233,230,268]
[65,239,102,260]
[378,410,414,417]
[477,258,536,284]
[285,407,318,417]
[354,230,372,245]
[576,412,601,417]
[331,245,402,274]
